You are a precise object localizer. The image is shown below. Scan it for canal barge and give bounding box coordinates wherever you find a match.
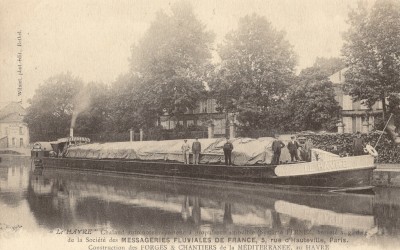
[32,136,377,191]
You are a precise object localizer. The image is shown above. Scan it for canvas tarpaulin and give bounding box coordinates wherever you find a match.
[66,137,304,165]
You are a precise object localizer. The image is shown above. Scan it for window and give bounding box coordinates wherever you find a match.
[202,101,207,113]
[196,100,218,113]
[207,99,217,113]
[169,120,176,129]
[369,116,375,131]
[212,99,218,113]
[20,138,23,147]
[12,138,16,146]
[196,100,207,113]
[160,120,169,129]
[374,101,383,110]
[19,127,23,135]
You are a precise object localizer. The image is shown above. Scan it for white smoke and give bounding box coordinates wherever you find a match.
[71,85,91,128]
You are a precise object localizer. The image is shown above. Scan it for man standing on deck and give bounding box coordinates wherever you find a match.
[181,139,191,164]
[192,138,202,165]
[271,134,285,165]
[287,136,300,162]
[223,138,234,166]
[353,132,365,156]
[304,138,313,162]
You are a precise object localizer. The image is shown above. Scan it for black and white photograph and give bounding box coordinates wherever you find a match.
[1,0,400,249]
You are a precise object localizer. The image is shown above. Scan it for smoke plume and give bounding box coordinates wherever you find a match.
[71,85,91,128]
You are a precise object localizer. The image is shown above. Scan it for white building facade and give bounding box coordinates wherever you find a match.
[329,68,383,133]
[0,102,30,148]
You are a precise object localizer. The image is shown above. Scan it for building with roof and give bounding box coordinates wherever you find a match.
[329,68,383,133]
[0,102,30,148]
[159,99,229,137]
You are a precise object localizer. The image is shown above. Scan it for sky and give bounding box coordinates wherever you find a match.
[0,0,374,106]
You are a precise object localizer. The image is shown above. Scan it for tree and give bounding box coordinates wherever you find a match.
[24,73,84,141]
[312,57,345,77]
[129,1,214,123]
[210,14,297,129]
[74,82,110,136]
[342,0,400,120]
[285,67,341,131]
[104,74,147,132]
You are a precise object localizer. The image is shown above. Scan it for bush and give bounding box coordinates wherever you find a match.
[299,131,400,163]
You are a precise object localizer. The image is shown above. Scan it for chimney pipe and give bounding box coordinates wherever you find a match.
[70,128,73,137]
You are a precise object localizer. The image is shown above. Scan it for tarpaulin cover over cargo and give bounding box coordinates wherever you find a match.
[65,137,338,165]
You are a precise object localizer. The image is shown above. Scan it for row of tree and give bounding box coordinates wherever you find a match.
[25,0,400,142]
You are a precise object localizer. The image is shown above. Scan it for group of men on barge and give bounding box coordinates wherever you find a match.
[271,135,314,165]
[181,137,234,166]
[181,136,312,166]
[181,138,203,165]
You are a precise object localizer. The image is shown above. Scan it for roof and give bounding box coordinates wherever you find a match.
[328,68,348,85]
[51,137,91,145]
[0,102,26,123]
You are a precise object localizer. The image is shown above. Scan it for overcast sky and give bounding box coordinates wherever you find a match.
[0,0,374,106]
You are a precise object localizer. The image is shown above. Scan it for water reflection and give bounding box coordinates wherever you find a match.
[374,188,400,236]
[0,163,400,244]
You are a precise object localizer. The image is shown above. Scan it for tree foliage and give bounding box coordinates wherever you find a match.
[285,67,341,131]
[24,73,84,141]
[210,14,297,129]
[25,2,216,141]
[130,1,214,119]
[104,74,147,132]
[26,6,368,141]
[24,73,112,141]
[74,82,110,135]
[343,0,400,118]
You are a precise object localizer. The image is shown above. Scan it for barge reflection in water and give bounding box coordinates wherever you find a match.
[1,161,400,250]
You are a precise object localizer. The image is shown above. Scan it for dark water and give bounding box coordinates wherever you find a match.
[1,158,400,250]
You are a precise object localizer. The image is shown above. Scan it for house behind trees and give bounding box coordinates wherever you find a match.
[158,99,228,137]
[330,68,383,133]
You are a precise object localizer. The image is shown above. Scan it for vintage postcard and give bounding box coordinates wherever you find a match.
[1,1,400,250]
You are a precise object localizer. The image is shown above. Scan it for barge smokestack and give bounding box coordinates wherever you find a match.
[70,128,74,137]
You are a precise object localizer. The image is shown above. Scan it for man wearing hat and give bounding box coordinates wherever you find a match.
[181,139,191,164]
[192,138,202,165]
[223,137,234,165]
[287,136,300,162]
[271,134,285,165]
[352,131,365,156]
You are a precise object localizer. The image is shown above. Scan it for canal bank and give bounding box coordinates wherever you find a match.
[373,164,400,187]
[0,147,31,166]
[372,164,400,187]
[0,154,31,166]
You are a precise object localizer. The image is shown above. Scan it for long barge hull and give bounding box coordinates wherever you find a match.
[41,157,375,190]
